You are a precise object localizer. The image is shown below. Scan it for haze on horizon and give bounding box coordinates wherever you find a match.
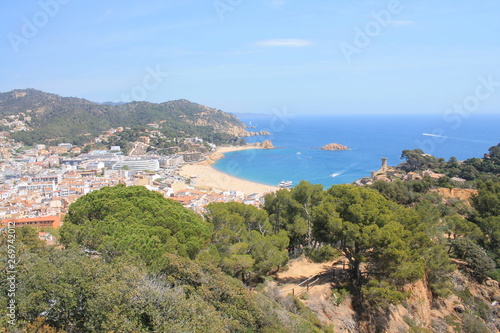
[1,0,499,115]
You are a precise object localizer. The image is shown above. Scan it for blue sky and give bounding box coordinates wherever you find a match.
[1,0,499,115]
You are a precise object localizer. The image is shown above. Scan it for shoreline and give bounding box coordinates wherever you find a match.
[177,145,280,196]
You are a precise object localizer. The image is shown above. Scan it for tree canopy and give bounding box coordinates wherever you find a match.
[1,185,332,332]
[60,185,212,264]
[203,202,289,281]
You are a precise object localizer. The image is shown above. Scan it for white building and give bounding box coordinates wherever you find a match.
[58,143,73,149]
[160,155,184,168]
[112,158,160,172]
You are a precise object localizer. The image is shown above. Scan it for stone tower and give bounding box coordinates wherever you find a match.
[381,157,388,172]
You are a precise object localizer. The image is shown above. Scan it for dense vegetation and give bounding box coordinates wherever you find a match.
[1,144,499,332]
[260,144,500,330]
[60,185,212,264]
[400,143,500,180]
[1,185,333,332]
[0,89,247,146]
[202,202,289,282]
[264,183,456,300]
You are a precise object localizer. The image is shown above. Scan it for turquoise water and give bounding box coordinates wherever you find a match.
[214,114,500,188]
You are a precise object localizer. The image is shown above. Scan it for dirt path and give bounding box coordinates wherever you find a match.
[274,256,358,332]
[275,256,345,296]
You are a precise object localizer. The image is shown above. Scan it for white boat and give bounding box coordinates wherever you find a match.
[278,180,293,188]
[296,152,301,155]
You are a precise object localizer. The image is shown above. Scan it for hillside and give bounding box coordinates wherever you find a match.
[273,257,500,333]
[2,145,500,331]
[0,89,249,145]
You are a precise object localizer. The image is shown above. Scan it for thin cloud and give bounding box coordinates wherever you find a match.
[255,39,312,47]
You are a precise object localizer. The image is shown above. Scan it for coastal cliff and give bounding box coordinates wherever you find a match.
[247,130,271,136]
[321,143,350,151]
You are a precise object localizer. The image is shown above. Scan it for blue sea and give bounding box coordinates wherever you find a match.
[214,114,500,188]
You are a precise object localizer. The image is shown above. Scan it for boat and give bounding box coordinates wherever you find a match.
[296,152,301,155]
[278,180,293,188]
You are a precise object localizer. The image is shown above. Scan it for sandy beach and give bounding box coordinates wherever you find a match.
[177,145,279,196]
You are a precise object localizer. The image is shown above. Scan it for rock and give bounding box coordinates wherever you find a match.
[256,140,274,149]
[321,143,350,151]
[248,131,271,136]
[485,279,499,288]
[208,151,224,161]
[197,151,225,165]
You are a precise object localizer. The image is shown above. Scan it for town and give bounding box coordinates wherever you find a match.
[0,116,266,242]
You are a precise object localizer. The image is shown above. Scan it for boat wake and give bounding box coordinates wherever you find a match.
[422,133,447,138]
[423,133,494,144]
[330,163,360,178]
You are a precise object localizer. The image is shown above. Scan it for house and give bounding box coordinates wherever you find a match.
[1,215,62,228]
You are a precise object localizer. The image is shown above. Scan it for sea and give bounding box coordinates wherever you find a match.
[213,114,500,189]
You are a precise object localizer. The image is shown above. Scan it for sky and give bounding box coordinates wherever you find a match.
[1,0,499,115]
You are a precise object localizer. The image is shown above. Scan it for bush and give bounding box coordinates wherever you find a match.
[451,238,496,282]
[299,292,309,300]
[306,245,340,263]
[462,313,488,333]
[488,268,500,281]
[361,280,409,308]
[331,287,350,306]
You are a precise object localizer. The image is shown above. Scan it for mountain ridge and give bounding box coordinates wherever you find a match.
[0,88,249,145]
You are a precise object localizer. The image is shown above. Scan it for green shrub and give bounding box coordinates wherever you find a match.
[361,280,409,308]
[331,287,350,306]
[462,313,488,333]
[306,245,341,263]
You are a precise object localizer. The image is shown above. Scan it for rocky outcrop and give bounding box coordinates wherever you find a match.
[256,140,274,149]
[321,143,350,151]
[189,118,250,137]
[247,131,271,136]
[197,151,225,165]
[430,188,478,205]
[224,125,251,137]
[209,151,225,161]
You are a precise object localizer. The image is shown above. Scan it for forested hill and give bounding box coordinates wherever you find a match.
[0,89,249,145]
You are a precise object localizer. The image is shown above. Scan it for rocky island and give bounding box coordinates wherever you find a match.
[256,139,275,149]
[320,143,350,151]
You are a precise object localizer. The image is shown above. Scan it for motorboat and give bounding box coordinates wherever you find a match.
[278,180,293,188]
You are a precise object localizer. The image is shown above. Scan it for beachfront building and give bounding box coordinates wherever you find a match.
[160,155,184,168]
[112,158,160,172]
[181,152,201,163]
